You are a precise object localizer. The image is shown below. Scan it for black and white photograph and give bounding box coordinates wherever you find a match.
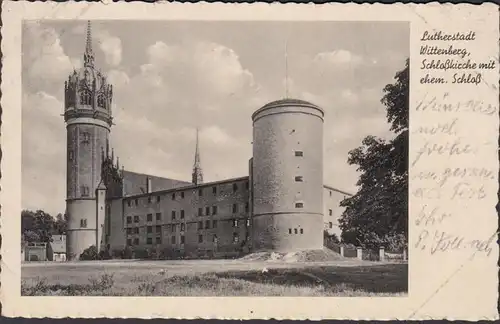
[19,19,410,297]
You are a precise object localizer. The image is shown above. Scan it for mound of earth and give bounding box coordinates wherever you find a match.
[239,248,344,262]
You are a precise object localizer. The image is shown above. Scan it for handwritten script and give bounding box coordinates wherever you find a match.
[412,29,497,257]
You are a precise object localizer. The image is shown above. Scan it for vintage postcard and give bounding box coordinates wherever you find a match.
[1,1,498,320]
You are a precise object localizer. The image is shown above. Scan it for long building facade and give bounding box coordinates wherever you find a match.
[64,22,351,260]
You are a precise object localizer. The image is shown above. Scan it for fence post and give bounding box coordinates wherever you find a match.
[340,246,344,257]
[403,248,407,261]
[356,247,362,260]
[379,246,385,262]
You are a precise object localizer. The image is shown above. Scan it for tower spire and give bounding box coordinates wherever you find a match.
[192,128,203,185]
[84,20,95,68]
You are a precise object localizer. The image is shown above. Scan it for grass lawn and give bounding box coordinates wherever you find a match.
[21,260,407,296]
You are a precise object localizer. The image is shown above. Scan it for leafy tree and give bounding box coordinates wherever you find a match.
[339,59,408,251]
[21,209,68,242]
[23,230,41,243]
[54,213,68,235]
[21,209,55,242]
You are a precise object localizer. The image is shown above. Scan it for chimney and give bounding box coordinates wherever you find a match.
[146,176,152,193]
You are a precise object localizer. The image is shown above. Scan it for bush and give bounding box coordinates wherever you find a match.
[134,248,153,259]
[79,245,98,260]
[98,249,112,260]
[79,245,114,260]
[121,246,134,259]
[324,231,340,243]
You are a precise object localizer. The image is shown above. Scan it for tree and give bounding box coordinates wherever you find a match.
[54,213,68,235]
[339,59,408,250]
[21,209,68,242]
[23,230,41,243]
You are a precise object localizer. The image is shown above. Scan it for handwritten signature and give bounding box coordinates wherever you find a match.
[414,229,495,257]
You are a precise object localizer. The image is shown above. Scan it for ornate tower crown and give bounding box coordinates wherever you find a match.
[64,20,113,127]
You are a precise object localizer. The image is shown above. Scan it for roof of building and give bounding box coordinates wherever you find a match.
[122,170,192,197]
[96,179,107,190]
[117,175,250,200]
[252,98,324,120]
[323,184,354,197]
[263,98,319,108]
[50,235,66,254]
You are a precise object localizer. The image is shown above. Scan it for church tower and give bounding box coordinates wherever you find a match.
[192,128,203,185]
[64,21,114,260]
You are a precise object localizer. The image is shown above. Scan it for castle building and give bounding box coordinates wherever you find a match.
[64,22,351,260]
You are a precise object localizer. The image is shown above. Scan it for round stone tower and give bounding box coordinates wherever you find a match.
[251,98,324,252]
[64,21,113,260]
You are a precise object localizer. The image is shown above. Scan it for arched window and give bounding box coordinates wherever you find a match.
[97,94,105,108]
[80,91,92,106]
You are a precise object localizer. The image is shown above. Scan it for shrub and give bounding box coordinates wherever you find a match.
[134,248,153,259]
[79,245,98,260]
[98,249,112,260]
[121,246,134,259]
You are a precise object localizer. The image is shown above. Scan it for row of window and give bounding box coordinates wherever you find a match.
[126,203,249,224]
[126,232,240,246]
[289,228,304,234]
[126,182,250,207]
[126,218,248,234]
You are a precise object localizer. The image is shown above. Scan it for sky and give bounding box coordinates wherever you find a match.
[22,20,409,216]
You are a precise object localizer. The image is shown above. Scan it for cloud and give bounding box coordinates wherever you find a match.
[22,92,66,215]
[137,41,257,101]
[107,69,130,89]
[314,49,364,67]
[95,30,123,67]
[201,126,241,148]
[71,24,86,35]
[23,22,79,93]
[104,38,260,183]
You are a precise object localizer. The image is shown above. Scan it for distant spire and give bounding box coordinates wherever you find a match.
[83,20,94,68]
[116,156,120,169]
[111,148,115,164]
[192,128,203,185]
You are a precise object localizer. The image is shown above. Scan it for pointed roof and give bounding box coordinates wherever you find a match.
[97,179,107,190]
[192,128,203,185]
[83,20,95,68]
[86,20,93,54]
[194,128,201,168]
